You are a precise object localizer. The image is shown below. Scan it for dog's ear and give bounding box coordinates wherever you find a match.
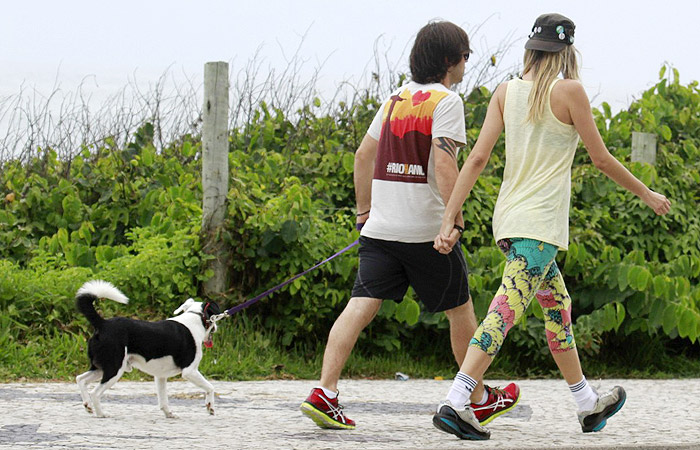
[174,298,195,315]
[203,302,221,319]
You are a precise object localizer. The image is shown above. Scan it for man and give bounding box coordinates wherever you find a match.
[300,21,519,430]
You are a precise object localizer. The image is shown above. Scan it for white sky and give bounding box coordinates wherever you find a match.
[1,0,699,120]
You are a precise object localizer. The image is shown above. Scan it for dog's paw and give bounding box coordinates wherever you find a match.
[164,411,178,419]
[83,403,93,414]
[206,403,215,415]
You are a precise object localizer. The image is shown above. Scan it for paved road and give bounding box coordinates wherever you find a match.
[0,379,698,449]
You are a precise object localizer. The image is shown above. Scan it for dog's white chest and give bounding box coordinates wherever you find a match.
[127,354,181,378]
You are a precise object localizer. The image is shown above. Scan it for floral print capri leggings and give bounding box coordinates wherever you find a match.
[470,238,576,357]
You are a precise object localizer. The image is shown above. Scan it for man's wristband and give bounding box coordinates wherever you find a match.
[356,210,370,217]
[453,224,465,234]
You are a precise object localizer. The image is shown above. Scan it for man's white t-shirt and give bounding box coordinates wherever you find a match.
[360,81,466,243]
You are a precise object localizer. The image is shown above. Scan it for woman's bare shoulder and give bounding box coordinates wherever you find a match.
[555,79,586,94]
[553,79,589,105]
[493,81,509,99]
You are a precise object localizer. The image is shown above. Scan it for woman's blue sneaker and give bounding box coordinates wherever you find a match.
[433,400,491,440]
[577,386,626,432]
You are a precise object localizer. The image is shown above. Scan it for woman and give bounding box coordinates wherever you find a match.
[431,13,671,441]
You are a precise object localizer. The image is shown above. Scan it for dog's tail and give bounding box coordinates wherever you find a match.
[76,280,129,329]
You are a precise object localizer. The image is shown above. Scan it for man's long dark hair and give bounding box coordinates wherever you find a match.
[410,21,470,84]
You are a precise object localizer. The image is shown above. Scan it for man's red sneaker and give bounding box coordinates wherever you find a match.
[300,388,356,429]
[471,383,521,425]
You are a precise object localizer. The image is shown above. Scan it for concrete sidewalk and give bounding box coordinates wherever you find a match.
[0,379,698,450]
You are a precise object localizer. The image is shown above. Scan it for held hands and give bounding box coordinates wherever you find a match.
[642,190,671,215]
[433,221,462,254]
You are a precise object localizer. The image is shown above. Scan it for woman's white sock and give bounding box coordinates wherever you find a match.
[569,376,598,412]
[446,371,477,409]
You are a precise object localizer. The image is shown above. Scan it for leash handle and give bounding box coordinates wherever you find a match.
[223,239,360,316]
[209,312,229,324]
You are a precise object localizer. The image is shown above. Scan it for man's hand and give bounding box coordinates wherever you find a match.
[354,134,378,231]
[356,210,370,231]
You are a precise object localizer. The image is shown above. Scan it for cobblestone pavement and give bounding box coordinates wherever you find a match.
[0,379,698,450]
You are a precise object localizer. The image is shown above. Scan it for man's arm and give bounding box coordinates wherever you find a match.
[354,134,379,227]
[433,135,465,249]
[433,136,463,224]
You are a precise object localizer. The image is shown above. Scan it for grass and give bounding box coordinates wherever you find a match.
[1,314,698,383]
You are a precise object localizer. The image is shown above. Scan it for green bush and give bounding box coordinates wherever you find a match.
[0,66,698,378]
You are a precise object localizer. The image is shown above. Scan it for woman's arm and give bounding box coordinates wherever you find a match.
[434,83,507,254]
[566,80,671,215]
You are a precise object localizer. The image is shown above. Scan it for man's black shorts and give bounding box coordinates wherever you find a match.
[351,236,470,313]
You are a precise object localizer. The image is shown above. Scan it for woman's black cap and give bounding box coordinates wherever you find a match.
[525,13,575,52]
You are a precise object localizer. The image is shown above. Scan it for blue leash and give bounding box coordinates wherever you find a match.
[209,239,359,322]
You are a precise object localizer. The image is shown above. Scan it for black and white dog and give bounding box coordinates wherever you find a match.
[75,280,221,418]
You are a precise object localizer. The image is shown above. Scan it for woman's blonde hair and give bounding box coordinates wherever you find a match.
[523,46,580,122]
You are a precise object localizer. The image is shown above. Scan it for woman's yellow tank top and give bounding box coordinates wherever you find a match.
[492,78,580,250]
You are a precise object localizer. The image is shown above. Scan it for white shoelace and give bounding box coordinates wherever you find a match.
[472,391,512,412]
[319,395,347,423]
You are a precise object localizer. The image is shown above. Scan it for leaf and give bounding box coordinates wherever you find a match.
[674,255,691,277]
[625,293,647,317]
[141,146,154,166]
[378,299,397,318]
[78,222,92,243]
[61,194,82,223]
[65,245,77,266]
[606,264,620,290]
[568,242,579,261]
[662,303,677,335]
[529,300,544,319]
[48,235,59,254]
[95,246,115,264]
[593,264,608,280]
[652,275,667,298]
[660,125,672,141]
[289,278,301,295]
[630,266,651,291]
[624,317,647,334]
[182,141,194,157]
[648,298,666,329]
[603,303,617,331]
[396,298,420,326]
[279,220,299,244]
[57,228,69,251]
[341,152,354,173]
[675,277,691,298]
[617,265,629,291]
[614,302,626,331]
[677,307,695,339]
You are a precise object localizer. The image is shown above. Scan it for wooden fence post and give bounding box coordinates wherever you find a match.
[202,61,230,299]
[631,131,657,165]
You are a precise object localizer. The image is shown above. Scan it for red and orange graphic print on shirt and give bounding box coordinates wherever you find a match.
[374,88,449,184]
